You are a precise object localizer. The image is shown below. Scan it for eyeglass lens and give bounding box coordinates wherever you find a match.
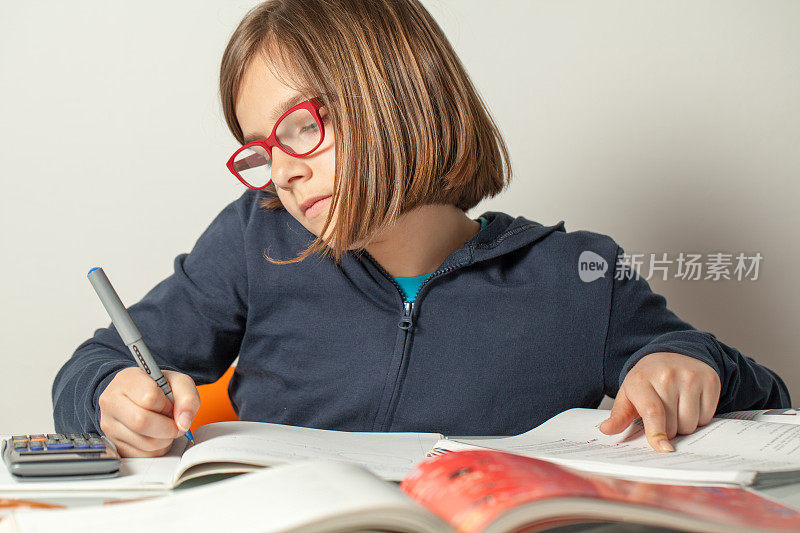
[232,108,322,188]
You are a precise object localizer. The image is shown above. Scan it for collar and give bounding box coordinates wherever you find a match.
[436,211,566,270]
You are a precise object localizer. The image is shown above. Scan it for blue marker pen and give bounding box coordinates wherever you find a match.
[87,267,194,445]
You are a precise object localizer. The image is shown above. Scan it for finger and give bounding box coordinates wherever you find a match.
[98,379,171,437]
[116,399,184,440]
[676,388,701,435]
[103,413,177,456]
[698,375,722,426]
[123,372,174,417]
[599,387,638,434]
[627,382,673,452]
[651,378,679,439]
[111,434,173,458]
[164,371,201,432]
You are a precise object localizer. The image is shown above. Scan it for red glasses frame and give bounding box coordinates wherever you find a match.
[226,97,326,190]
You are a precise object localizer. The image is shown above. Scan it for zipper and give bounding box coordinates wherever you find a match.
[404,259,467,306]
[379,300,414,431]
[360,250,407,307]
[360,249,471,430]
[398,300,413,330]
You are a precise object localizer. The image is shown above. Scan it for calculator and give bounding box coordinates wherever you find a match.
[2,433,121,481]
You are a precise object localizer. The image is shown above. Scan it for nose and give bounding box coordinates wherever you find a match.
[269,148,309,189]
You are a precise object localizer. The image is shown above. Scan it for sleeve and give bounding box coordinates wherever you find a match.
[51,193,252,435]
[602,243,791,414]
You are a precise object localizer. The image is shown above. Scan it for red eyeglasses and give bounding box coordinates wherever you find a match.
[226,98,326,190]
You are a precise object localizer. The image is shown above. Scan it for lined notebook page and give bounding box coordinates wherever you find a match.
[174,421,444,483]
[436,408,800,485]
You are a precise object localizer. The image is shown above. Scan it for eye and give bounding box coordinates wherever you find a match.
[300,122,319,134]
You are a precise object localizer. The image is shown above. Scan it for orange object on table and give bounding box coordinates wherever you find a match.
[190,365,239,433]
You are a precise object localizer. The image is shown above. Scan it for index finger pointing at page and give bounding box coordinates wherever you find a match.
[627,382,674,453]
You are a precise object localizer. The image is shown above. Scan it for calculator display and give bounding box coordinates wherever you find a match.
[3,433,121,480]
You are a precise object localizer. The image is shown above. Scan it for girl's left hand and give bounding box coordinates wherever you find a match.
[598,352,722,452]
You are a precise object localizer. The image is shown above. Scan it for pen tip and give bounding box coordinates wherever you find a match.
[88,267,100,275]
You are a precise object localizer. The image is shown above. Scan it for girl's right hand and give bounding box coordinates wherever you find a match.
[98,368,201,457]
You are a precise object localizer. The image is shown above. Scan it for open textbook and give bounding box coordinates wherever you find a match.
[3,452,800,533]
[432,408,800,487]
[1,407,798,492]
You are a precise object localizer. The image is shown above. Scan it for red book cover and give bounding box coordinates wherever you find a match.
[400,450,800,532]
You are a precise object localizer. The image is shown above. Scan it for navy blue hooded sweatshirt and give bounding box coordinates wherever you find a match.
[52,190,791,436]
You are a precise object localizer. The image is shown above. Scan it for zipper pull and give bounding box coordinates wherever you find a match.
[398,300,414,331]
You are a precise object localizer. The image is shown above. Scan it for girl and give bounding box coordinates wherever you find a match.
[53,0,790,458]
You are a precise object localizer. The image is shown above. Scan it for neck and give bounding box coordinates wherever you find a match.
[364,204,481,278]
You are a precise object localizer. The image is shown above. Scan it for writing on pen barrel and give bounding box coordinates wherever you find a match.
[87,266,194,445]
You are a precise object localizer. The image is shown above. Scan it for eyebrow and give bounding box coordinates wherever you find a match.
[242,93,308,144]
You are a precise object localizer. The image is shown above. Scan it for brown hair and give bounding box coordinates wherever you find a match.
[220,0,511,266]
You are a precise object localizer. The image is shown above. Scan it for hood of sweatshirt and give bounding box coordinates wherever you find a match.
[438,211,566,270]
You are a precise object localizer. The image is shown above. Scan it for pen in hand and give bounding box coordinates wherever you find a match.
[87,266,195,445]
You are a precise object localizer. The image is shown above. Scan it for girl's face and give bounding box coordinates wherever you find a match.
[235,55,337,239]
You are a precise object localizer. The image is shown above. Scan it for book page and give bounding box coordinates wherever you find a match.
[440,408,800,485]
[173,421,443,484]
[716,408,800,425]
[1,461,452,533]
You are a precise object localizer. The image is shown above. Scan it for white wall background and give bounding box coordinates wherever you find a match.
[1,1,797,432]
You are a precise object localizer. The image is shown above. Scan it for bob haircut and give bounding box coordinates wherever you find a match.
[220,0,512,266]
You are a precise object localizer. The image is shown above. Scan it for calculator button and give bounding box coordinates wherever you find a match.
[13,443,28,450]
[46,442,74,450]
[28,443,44,451]
[46,434,62,440]
[11,435,29,441]
[28,434,46,439]
[74,442,91,449]
[90,443,106,449]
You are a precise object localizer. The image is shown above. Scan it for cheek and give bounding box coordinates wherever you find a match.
[276,189,301,218]
[319,137,336,188]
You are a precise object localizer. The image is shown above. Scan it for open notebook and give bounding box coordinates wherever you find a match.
[0,421,441,491]
[1,407,798,491]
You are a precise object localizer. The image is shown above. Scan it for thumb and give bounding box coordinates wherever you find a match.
[599,388,637,435]
[164,370,201,433]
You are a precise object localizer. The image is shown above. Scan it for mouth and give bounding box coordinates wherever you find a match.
[302,195,332,219]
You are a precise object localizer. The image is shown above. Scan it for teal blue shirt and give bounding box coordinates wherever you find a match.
[392,216,488,302]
